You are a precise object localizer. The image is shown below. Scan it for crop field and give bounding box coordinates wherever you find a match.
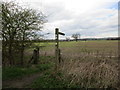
[27,40,119,88]
[3,40,119,88]
[38,40,118,57]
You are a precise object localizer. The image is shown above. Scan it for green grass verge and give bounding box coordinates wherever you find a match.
[29,72,66,88]
[3,66,39,80]
[3,62,53,80]
[29,70,80,88]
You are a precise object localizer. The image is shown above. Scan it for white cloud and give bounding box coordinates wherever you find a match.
[5,0,119,39]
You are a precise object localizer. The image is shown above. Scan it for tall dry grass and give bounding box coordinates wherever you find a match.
[60,55,119,88]
[35,41,119,88]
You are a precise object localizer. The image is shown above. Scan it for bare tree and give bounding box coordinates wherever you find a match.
[71,33,80,42]
[66,37,70,41]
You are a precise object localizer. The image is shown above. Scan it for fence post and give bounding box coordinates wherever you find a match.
[28,46,39,64]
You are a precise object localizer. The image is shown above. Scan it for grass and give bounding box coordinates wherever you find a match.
[35,40,118,57]
[3,40,119,88]
[29,71,66,88]
[29,70,80,88]
[3,66,39,80]
[60,58,118,88]
[3,56,54,80]
[35,40,118,88]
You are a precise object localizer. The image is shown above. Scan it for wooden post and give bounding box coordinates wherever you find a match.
[55,28,65,70]
[28,46,39,64]
[55,28,59,70]
[55,28,59,49]
[33,49,37,64]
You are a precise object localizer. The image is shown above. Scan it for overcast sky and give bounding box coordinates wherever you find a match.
[5,0,119,39]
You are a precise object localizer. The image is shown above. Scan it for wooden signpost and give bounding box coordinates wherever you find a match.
[55,28,65,70]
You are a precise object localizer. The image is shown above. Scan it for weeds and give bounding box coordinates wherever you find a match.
[3,61,53,80]
[60,57,118,88]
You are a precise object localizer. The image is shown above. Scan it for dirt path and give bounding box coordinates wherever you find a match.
[3,72,43,88]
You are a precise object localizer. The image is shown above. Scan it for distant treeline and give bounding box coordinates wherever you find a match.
[1,37,119,43]
[77,37,120,41]
[34,37,120,42]
[28,37,120,42]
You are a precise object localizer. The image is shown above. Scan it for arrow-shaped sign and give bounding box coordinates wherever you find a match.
[58,32,65,36]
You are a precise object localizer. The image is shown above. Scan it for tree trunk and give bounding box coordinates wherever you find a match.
[76,39,78,42]
[2,39,5,65]
[8,39,14,65]
[20,42,24,66]
[20,30,25,66]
